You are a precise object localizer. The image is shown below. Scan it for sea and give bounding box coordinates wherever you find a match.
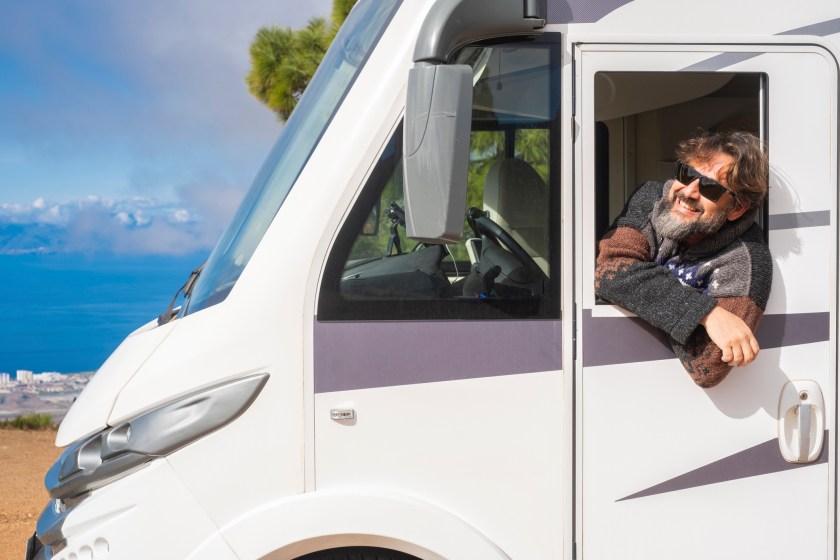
[0,252,208,375]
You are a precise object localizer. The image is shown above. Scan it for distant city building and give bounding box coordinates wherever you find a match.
[0,369,92,422]
[34,372,62,383]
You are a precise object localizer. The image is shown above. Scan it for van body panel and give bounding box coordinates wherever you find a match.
[314,372,564,560]
[49,460,229,560]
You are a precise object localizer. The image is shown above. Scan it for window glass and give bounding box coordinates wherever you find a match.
[319,40,560,321]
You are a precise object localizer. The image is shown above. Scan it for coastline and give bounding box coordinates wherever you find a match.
[0,372,93,423]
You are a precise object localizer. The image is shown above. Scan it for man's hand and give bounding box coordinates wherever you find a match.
[700,306,760,367]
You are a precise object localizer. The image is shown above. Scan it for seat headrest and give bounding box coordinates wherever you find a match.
[484,158,547,226]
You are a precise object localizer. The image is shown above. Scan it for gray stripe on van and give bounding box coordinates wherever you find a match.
[680,52,762,72]
[583,310,829,367]
[314,320,562,393]
[618,430,829,501]
[678,18,840,72]
[778,17,840,37]
[768,211,830,230]
[547,0,633,24]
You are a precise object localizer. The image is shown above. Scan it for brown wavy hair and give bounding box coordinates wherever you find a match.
[676,131,768,210]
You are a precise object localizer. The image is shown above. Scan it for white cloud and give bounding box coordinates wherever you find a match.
[0,179,246,255]
[171,209,191,223]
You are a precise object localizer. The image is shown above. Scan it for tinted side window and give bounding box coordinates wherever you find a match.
[318,41,561,321]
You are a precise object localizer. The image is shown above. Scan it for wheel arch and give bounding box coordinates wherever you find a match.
[219,489,511,560]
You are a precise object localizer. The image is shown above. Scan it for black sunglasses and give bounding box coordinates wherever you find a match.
[674,162,737,203]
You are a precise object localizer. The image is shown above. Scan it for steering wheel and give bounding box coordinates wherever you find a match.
[467,207,545,284]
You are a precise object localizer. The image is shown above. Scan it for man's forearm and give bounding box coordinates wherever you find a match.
[672,297,764,387]
[701,305,761,366]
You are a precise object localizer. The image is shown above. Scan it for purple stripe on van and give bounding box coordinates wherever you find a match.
[582,309,673,367]
[583,310,829,367]
[754,312,831,348]
[618,430,829,501]
[314,320,562,393]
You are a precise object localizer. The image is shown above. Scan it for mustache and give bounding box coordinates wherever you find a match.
[672,191,703,213]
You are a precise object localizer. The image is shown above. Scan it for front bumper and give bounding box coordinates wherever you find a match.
[25,532,45,560]
[25,459,237,560]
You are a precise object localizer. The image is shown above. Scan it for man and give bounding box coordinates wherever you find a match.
[595,131,771,388]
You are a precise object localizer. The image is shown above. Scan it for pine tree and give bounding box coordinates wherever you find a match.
[246,0,358,121]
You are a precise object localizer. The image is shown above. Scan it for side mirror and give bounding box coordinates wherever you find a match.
[402,63,472,243]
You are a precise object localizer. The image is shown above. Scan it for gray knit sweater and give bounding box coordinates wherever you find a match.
[595,181,773,387]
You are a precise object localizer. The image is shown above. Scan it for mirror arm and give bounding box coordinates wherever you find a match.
[413,0,547,64]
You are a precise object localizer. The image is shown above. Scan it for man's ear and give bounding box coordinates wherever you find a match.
[726,198,750,221]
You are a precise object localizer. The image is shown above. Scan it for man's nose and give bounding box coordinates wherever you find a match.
[681,179,702,199]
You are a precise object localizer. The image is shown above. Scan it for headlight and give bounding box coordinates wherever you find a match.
[46,372,269,501]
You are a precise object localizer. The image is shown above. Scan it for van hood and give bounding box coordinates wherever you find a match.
[56,319,179,447]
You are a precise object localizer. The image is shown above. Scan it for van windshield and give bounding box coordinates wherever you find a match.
[185,0,402,315]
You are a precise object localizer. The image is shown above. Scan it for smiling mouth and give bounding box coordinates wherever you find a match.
[674,196,702,216]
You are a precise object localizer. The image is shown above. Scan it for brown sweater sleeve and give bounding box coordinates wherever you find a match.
[672,296,764,388]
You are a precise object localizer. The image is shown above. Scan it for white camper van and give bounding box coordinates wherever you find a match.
[27,0,840,559]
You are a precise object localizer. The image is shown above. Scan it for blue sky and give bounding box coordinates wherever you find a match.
[0,1,332,373]
[0,0,331,255]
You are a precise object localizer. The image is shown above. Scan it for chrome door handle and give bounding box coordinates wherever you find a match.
[330,408,356,421]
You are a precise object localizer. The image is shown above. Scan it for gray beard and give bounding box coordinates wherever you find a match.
[653,193,730,241]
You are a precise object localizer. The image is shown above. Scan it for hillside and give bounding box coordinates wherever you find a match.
[0,429,61,559]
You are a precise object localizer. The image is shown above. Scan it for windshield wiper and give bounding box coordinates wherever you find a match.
[158,262,205,326]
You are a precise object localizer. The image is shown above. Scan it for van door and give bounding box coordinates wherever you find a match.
[575,44,837,559]
[314,39,567,558]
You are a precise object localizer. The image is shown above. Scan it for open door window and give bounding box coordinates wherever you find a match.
[593,71,768,247]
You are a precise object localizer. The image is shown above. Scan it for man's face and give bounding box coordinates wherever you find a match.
[656,152,747,243]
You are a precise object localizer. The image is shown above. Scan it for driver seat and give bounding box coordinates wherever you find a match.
[483,158,549,275]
